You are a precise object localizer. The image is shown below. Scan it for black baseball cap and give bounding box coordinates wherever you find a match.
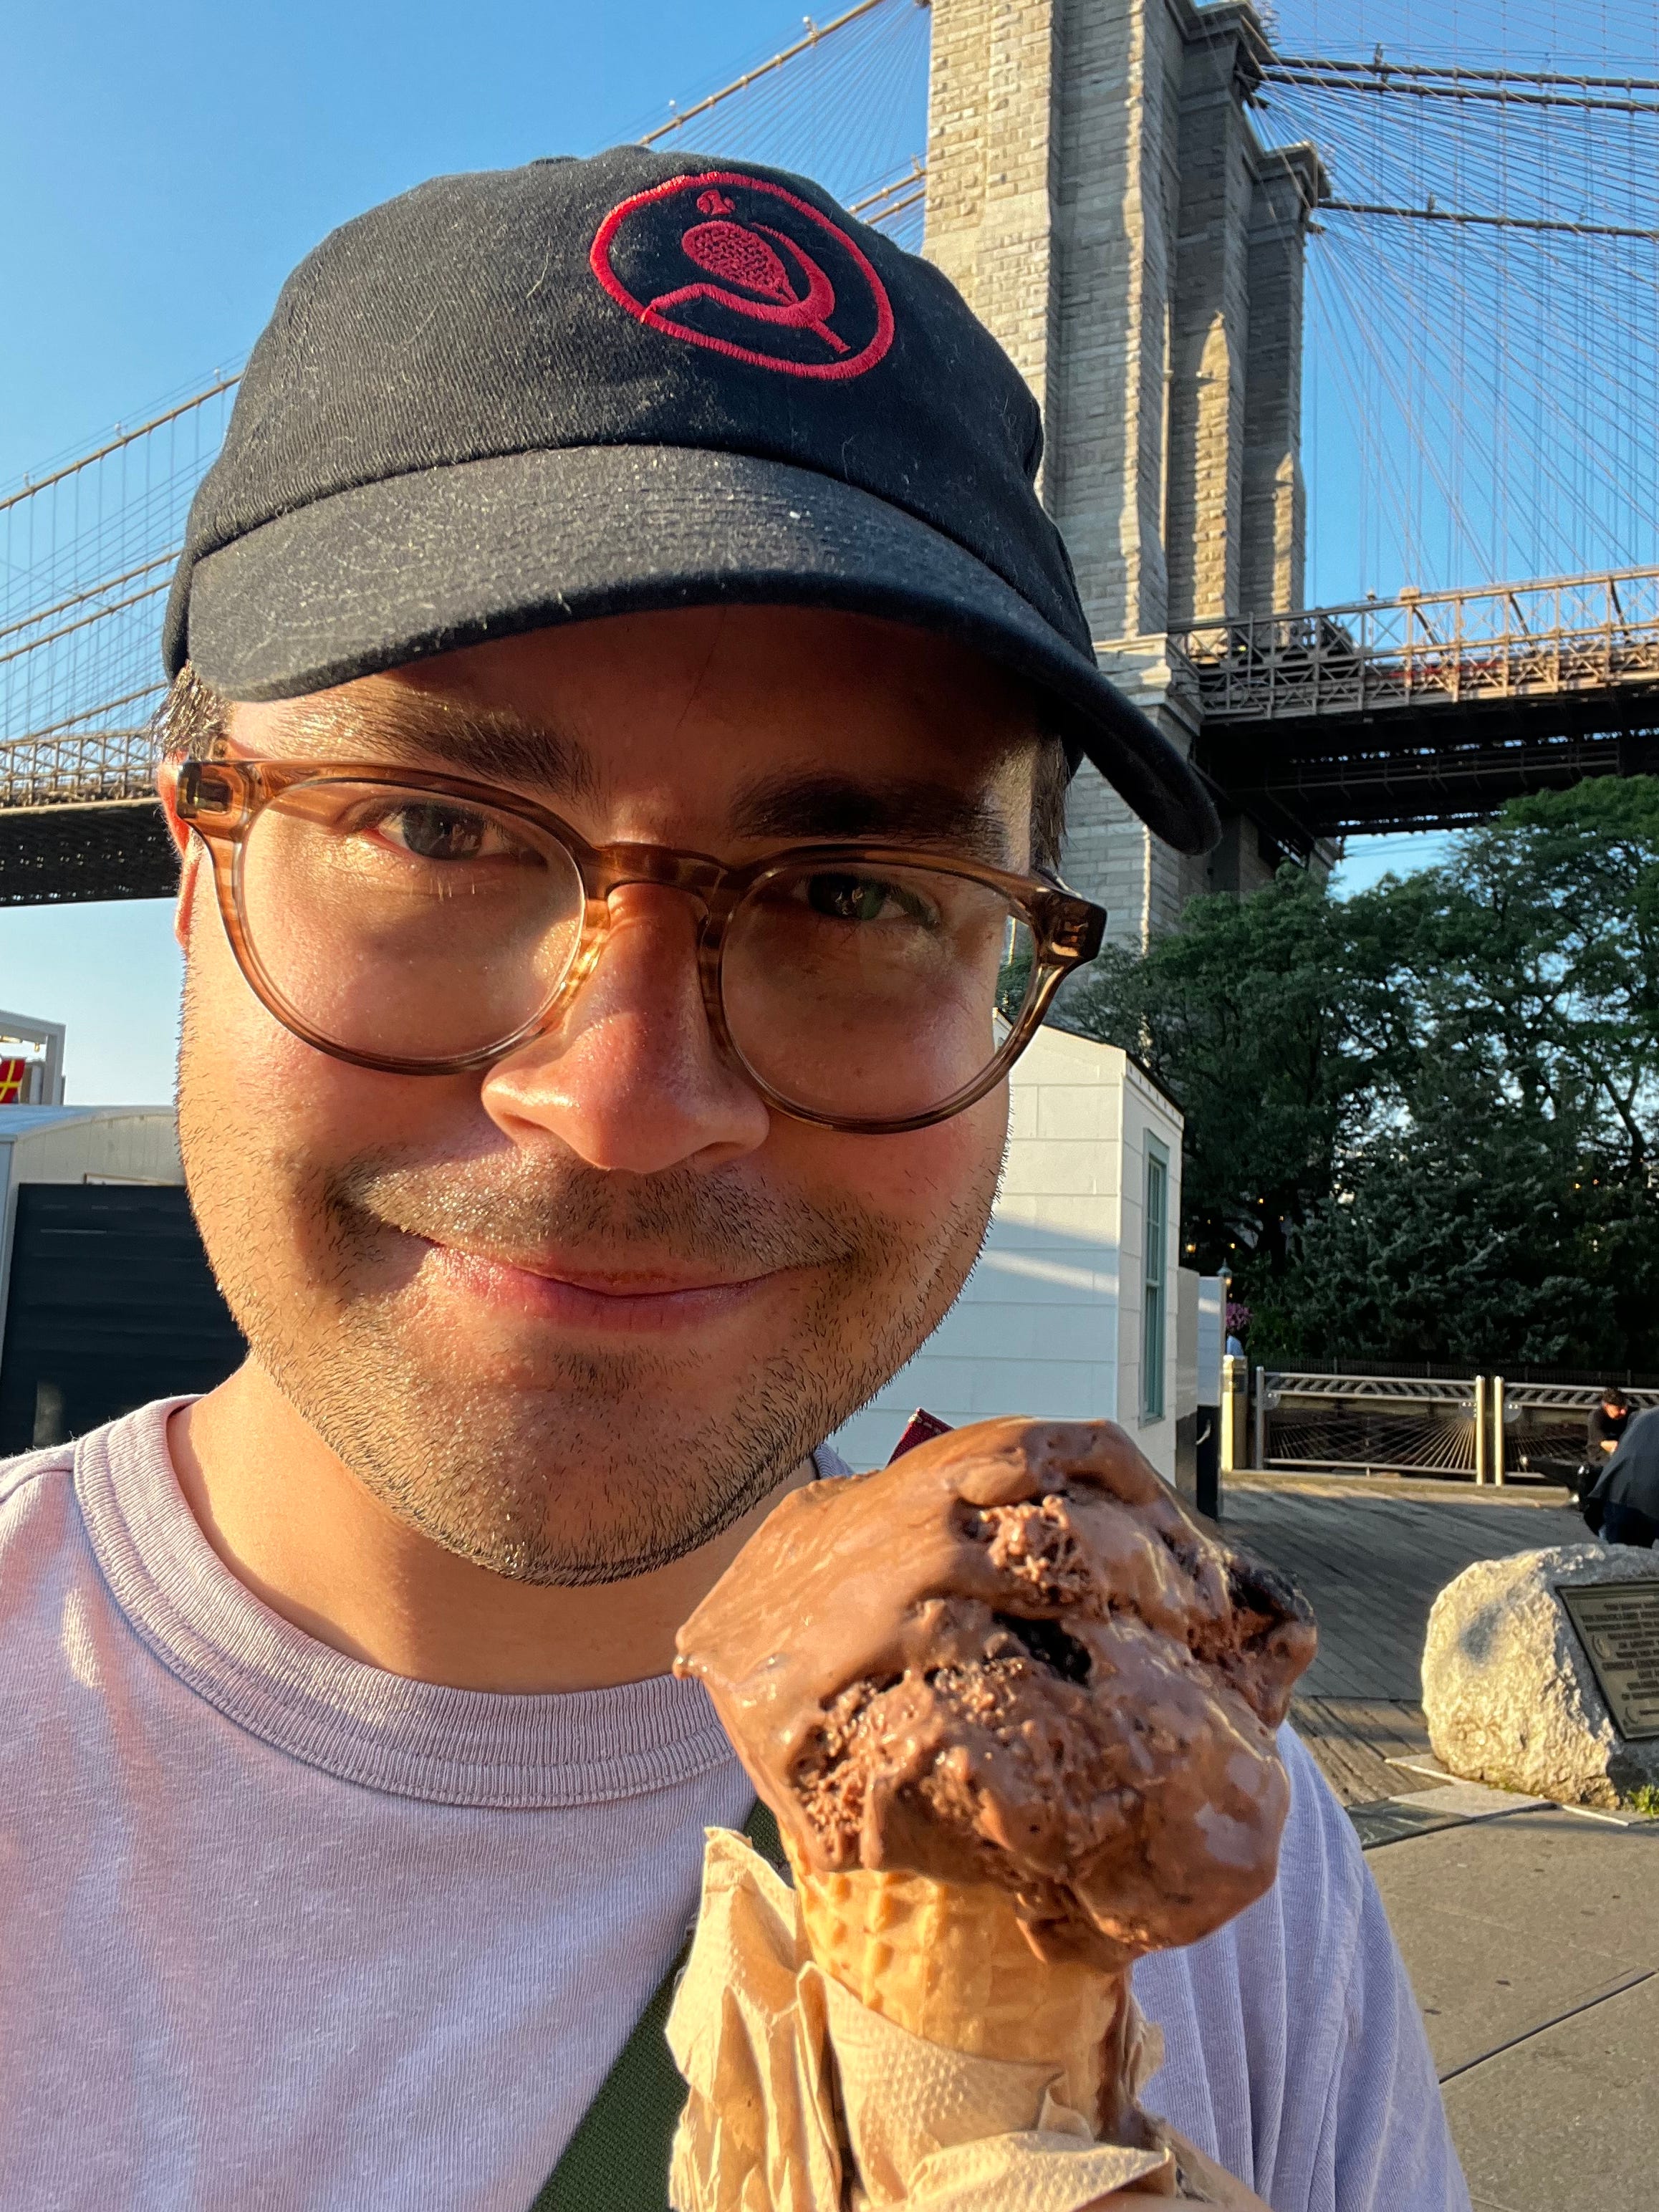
[164,146,1218,855]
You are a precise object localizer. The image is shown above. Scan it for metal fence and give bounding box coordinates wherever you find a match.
[1221,1365,1659,1484]
[1246,1368,1483,1478]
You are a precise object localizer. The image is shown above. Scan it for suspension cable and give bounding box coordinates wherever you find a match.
[0,378,239,518]
[1266,63,1659,117]
[1323,201,1659,242]
[1274,56,1659,93]
[640,0,897,146]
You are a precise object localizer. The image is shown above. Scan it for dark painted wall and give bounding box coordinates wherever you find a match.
[0,1183,244,1453]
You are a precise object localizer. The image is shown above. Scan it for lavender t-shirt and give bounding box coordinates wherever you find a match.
[0,1401,1467,2211]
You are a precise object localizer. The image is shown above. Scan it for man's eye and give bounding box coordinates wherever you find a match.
[374,804,497,861]
[801,872,929,924]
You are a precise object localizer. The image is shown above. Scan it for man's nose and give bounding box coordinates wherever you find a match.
[479,882,771,1171]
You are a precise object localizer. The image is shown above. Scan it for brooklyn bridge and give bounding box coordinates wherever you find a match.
[5,0,1657,941]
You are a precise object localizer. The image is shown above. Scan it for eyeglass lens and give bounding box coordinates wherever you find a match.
[236,781,1037,1117]
[239,782,587,1064]
[721,859,1034,1121]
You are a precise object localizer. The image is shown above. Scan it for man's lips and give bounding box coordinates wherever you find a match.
[418,1237,789,1332]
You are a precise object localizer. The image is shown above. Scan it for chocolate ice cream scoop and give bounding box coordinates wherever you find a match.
[676,1417,1316,1973]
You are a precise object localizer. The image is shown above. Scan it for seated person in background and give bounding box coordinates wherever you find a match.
[1590,1403,1659,1549]
[1588,1385,1630,1464]
[1575,1385,1631,1516]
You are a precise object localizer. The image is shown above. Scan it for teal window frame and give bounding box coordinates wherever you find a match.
[1141,1140,1168,1422]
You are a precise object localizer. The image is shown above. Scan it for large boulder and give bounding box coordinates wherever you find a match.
[1422,1544,1659,1810]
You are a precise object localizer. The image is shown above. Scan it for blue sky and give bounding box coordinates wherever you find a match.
[2,0,890,1102]
[1,0,1450,1101]
[1,2,840,488]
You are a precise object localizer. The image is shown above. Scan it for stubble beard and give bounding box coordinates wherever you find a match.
[181,1070,996,1587]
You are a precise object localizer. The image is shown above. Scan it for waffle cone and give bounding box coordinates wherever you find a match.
[790,1855,1124,2132]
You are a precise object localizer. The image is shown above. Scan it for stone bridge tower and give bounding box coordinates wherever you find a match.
[923,0,1325,941]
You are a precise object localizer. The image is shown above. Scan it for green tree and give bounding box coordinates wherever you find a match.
[1408,776,1659,1175]
[1057,777,1659,1372]
[1057,865,1411,1276]
[1274,1088,1622,1368]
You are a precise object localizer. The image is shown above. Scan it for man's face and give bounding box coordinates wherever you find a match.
[171,606,1043,1584]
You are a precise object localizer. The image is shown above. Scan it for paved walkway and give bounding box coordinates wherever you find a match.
[1223,1474,1588,1806]
[1371,1807,1658,2211]
[1221,1473,1655,2208]
[1223,1474,1587,1702]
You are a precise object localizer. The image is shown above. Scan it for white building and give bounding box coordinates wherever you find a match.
[832,1026,1201,1484]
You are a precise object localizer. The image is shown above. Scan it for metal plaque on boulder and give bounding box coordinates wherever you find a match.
[1560,1581,1659,1741]
[1425,1547,1659,1805]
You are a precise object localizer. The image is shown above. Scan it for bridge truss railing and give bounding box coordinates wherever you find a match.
[1170,567,1659,723]
[0,726,155,809]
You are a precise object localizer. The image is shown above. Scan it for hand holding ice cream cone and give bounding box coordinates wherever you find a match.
[672,1415,1316,2209]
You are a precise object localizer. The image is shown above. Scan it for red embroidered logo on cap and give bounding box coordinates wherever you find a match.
[590,170,895,380]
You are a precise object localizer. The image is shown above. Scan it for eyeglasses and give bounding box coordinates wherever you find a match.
[175,758,1105,1134]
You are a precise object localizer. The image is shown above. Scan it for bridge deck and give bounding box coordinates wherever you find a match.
[7,566,1659,895]
[1171,567,1659,840]
[1205,716,1659,842]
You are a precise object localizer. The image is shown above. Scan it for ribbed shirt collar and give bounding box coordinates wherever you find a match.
[74,1398,749,1812]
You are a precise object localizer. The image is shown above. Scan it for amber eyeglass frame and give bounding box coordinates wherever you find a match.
[173,756,1107,1135]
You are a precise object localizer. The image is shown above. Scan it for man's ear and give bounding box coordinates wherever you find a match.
[155,759,204,951]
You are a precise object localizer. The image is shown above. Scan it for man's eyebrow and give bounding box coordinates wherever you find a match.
[728,773,1015,864]
[276,691,602,804]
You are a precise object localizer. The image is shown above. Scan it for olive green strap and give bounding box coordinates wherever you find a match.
[530,1802,787,2212]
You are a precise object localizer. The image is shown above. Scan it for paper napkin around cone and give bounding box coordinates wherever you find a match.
[665,1827,1267,2212]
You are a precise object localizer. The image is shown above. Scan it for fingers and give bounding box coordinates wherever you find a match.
[1159,2125,1276,2207]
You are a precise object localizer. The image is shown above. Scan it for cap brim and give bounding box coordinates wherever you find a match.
[176,444,1220,856]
